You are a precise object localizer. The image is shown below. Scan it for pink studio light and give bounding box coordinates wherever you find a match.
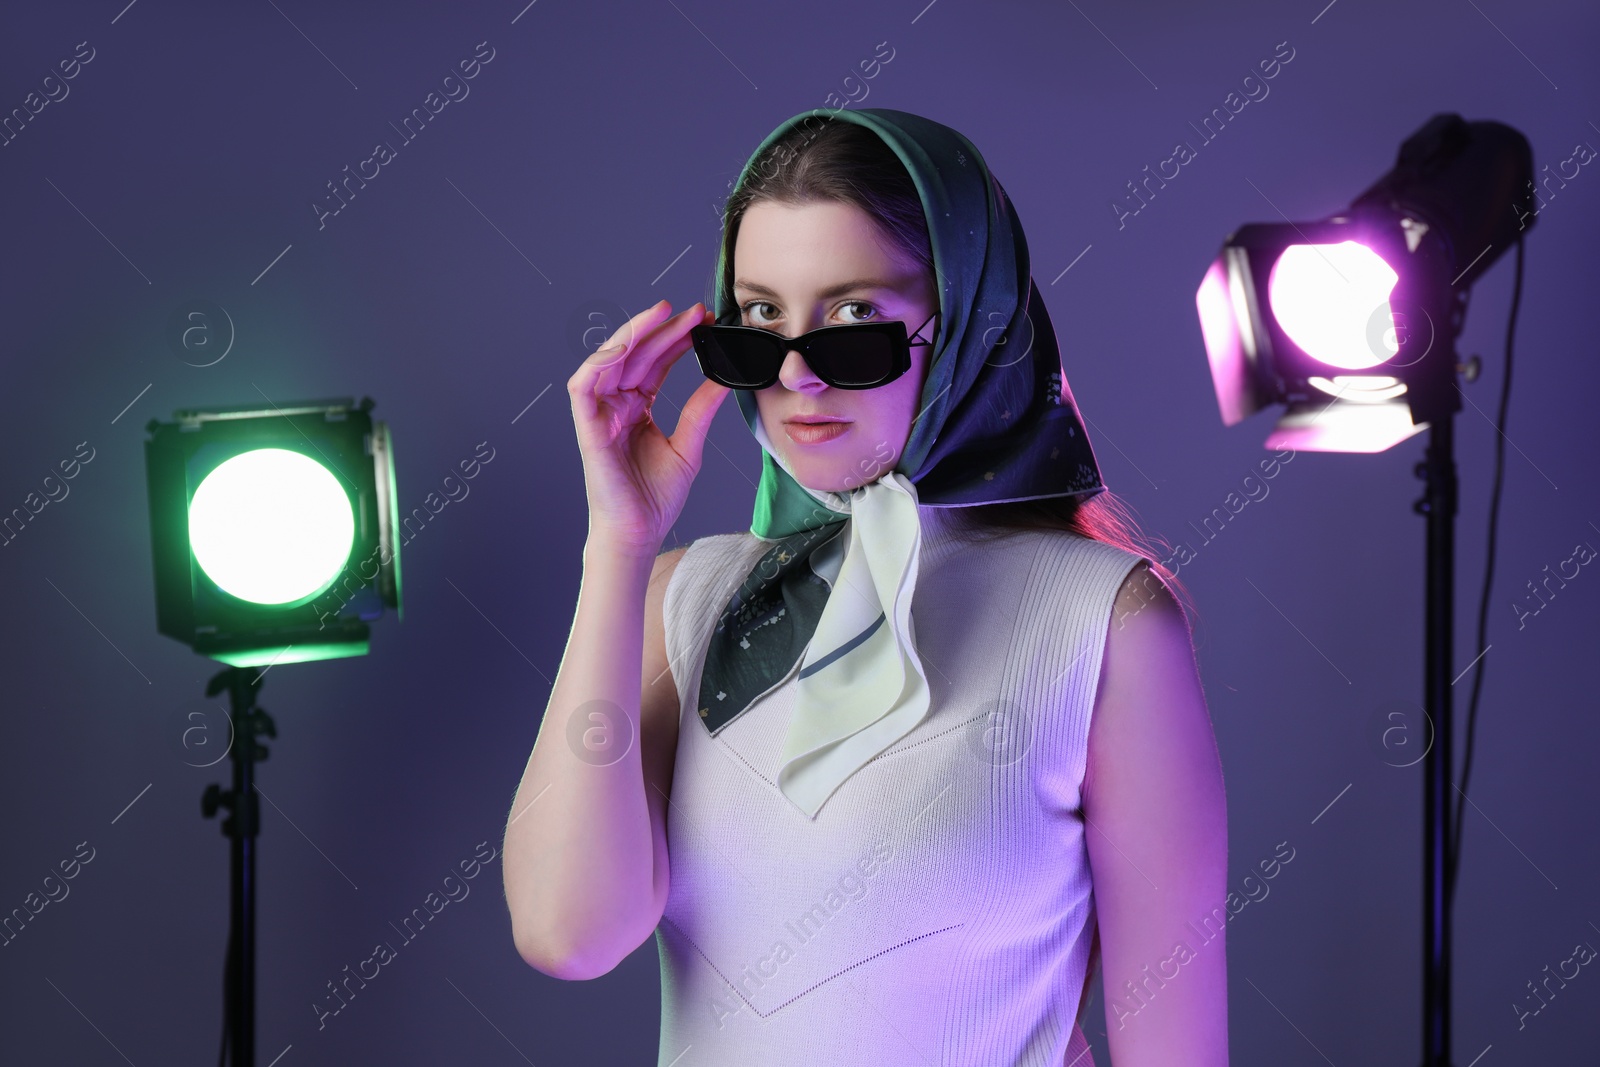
[1193,240,1426,452]
[1267,241,1400,371]
[1191,115,1540,1067]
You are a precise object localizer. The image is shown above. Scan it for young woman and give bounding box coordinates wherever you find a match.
[504,108,1229,1067]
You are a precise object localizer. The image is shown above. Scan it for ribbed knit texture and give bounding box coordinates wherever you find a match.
[655,503,1151,1066]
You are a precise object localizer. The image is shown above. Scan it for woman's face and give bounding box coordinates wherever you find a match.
[735,199,937,494]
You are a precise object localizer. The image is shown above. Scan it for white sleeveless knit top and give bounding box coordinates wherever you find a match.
[655,502,1151,1066]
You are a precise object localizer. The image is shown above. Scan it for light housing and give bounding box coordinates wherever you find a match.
[1195,113,1534,452]
[144,396,401,667]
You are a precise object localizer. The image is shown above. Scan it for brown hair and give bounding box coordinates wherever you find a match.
[719,115,1195,623]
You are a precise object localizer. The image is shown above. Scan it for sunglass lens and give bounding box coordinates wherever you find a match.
[693,330,773,388]
[808,331,896,388]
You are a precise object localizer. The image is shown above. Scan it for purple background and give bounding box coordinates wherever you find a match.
[2,0,1596,1063]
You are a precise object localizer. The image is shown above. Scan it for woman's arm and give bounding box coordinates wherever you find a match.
[1084,562,1229,1066]
[501,538,687,980]
[506,298,725,979]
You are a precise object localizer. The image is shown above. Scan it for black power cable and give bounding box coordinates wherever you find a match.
[1448,230,1526,909]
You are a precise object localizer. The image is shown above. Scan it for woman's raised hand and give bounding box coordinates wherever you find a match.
[566,299,731,556]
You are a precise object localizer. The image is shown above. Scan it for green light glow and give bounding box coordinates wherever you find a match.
[210,641,369,668]
[189,448,354,605]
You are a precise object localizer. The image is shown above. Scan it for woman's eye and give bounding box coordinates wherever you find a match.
[740,301,778,326]
[838,300,878,323]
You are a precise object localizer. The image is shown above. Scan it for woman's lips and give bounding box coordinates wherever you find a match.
[784,420,851,444]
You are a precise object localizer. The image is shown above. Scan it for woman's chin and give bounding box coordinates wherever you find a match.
[794,472,851,494]
[772,434,902,494]
[790,462,876,495]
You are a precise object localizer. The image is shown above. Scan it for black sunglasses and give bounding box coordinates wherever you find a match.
[691,309,939,390]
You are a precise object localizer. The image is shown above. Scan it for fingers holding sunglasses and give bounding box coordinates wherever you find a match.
[617,302,712,397]
[666,374,733,475]
[566,299,730,554]
[569,299,670,451]
[575,298,678,397]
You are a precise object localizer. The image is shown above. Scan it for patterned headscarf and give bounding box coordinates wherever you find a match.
[697,107,1106,818]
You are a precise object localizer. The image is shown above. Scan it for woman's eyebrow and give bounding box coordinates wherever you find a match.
[733,278,902,300]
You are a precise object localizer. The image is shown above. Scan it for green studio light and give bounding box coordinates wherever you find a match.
[188,448,355,606]
[144,397,404,1066]
[145,396,402,667]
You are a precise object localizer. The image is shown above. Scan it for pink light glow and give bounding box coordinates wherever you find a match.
[1268,241,1400,371]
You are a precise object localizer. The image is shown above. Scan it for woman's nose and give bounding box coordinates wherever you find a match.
[777,345,825,392]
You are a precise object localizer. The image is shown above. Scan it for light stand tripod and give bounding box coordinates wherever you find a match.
[1415,412,1457,1066]
[201,665,276,1067]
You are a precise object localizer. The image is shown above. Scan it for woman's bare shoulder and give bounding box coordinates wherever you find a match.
[642,532,760,703]
[648,531,763,598]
